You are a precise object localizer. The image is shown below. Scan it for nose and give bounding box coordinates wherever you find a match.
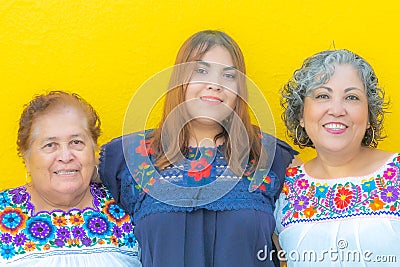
[327,98,346,117]
[58,145,74,163]
[205,70,223,91]
[207,82,222,91]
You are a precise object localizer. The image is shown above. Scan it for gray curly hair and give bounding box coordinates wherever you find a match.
[281,49,388,148]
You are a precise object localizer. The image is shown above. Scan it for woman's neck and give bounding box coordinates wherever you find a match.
[188,121,224,147]
[305,147,393,179]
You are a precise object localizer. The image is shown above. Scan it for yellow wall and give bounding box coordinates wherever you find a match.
[1,0,400,190]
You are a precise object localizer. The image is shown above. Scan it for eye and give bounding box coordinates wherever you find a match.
[314,94,329,99]
[223,72,236,79]
[345,94,360,101]
[194,67,208,74]
[41,142,58,153]
[70,139,85,150]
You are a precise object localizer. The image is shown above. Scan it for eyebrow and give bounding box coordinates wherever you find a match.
[41,134,84,143]
[197,61,236,71]
[319,86,363,93]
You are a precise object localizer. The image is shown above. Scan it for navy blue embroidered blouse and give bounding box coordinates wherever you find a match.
[100,130,297,267]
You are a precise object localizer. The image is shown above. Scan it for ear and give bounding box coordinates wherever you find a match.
[299,118,305,128]
[24,156,31,173]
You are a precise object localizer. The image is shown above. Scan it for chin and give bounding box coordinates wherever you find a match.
[319,145,350,153]
[193,117,223,125]
[55,180,87,192]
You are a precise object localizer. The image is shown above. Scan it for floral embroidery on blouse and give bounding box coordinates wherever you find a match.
[135,136,154,156]
[280,153,400,227]
[129,133,274,193]
[245,156,273,192]
[133,161,155,193]
[247,173,272,192]
[188,157,212,181]
[0,183,137,260]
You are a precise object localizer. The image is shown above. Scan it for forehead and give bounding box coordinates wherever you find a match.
[30,106,88,141]
[200,45,234,66]
[310,64,364,91]
[326,64,363,85]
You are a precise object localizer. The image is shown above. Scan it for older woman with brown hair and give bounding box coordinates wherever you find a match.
[100,30,298,267]
[0,91,141,266]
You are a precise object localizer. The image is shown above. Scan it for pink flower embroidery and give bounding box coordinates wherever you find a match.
[188,158,212,181]
[383,167,398,180]
[295,178,309,190]
[135,139,154,156]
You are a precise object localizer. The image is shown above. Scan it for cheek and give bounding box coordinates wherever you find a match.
[223,81,238,93]
[81,150,96,165]
[80,152,96,179]
[302,102,321,121]
[184,93,192,102]
[185,84,201,99]
[360,108,370,124]
[227,94,238,109]
[184,92,193,103]
[27,153,53,171]
[346,104,369,125]
[301,106,311,124]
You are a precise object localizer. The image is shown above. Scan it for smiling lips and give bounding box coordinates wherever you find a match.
[200,96,223,104]
[323,122,348,134]
[54,170,78,175]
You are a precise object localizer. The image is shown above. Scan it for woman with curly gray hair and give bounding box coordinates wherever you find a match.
[274,49,399,266]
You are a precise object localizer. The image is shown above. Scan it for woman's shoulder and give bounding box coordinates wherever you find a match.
[351,150,400,177]
[0,185,29,206]
[100,129,154,164]
[259,132,299,171]
[89,182,114,199]
[369,150,400,176]
[102,129,153,150]
[373,149,399,165]
[259,131,298,155]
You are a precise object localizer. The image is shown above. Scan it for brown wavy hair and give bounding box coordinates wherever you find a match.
[17,90,101,160]
[149,30,265,175]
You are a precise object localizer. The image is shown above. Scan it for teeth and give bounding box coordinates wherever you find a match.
[324,123,346,130]
[200,97,221,102]
[56,170,77,175]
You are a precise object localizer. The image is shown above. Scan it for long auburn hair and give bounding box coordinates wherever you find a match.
[149,30,264,175]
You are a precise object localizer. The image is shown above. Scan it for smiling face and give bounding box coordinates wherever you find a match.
[184,45,238,127]
[301,64,370,154]
[25,105,96,200]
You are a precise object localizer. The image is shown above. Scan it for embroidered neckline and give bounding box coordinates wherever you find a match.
[0,183,137,261]
[280,153,400,228]
[299,153,398,181]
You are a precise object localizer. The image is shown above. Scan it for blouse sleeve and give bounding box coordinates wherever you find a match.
[272,138,298,190]
[261,133,298,200]
[99,135,138,216]
[274,190,288,234]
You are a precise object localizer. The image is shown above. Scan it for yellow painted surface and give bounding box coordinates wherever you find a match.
[1,0,399,189]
